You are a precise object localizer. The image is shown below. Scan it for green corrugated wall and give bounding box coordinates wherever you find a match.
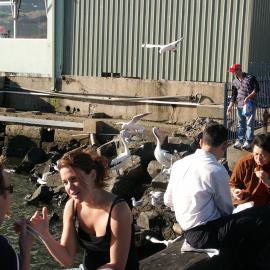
[62,0,269,82]
[248,0,270,77]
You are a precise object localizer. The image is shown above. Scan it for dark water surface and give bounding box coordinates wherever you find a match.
[2,158,83,270]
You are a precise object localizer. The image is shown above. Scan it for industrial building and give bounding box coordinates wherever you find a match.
[0,0,270,123]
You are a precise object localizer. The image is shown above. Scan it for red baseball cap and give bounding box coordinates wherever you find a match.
[228,63,241,73]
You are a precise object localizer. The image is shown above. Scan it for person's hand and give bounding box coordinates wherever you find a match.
[226,106,232,116]
[30,207,50,239]
[14,219,35,255]
[255,170,270,187]
[243,97,249,104]
[232,188,244,200]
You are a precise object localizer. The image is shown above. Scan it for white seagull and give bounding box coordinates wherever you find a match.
[37,171,53,185]
[149,191,165,207]
[152,127,175,171]
[116,112,151,142]
[145,235,182,247]
[121,129,133,143]
[49,160,59,173]
[116,112,151,133]
[131,197,144,207]
[142,37,184,54]
[109,130,131,171]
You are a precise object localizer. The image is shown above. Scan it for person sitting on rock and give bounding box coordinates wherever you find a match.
[164,123,270,269]
[0,156,35,270]
[29,148,139,270]
[230,133,270,206]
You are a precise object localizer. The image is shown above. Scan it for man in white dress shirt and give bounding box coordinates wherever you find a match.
[164,123,270,269]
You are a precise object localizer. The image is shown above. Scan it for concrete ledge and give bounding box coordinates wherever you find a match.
[197,104,224,119]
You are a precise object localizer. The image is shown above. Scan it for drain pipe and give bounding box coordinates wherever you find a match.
[55,0,64,91]
[13,0,17,38]
[223,83,228,128]
[2,89,201,107]
[50,0,56,91]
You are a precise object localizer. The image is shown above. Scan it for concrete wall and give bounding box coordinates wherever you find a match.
[60,76,225,104]
[3,76,225,124]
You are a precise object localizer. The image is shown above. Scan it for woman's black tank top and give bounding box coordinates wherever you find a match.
[73,197,139,270]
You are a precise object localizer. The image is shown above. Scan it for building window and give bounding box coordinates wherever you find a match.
[0,0,47,38]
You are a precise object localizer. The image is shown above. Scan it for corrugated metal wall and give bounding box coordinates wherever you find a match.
[248,0,270,77]
[62,0,253,82]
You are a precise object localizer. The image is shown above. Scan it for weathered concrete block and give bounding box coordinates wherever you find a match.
[83,119,105,134]
[197,104,224,119]
[140,239,211,270]
[151,172,169,190]
[168,135,193,145]
[83,119,98,133]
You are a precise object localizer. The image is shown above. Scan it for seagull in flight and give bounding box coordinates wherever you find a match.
[116,112,151,133]
[142,37,184,54]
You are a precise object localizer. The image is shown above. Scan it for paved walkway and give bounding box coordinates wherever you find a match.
[227,126,268,172]
[227,145,250,172]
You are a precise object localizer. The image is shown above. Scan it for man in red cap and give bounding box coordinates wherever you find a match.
[227,64,260,150]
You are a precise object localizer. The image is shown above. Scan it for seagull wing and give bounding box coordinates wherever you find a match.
[162,150,174,163]
[167,37,184,47]
[148,237,163,244]
[142,43,163,48]
[128,112,152,125]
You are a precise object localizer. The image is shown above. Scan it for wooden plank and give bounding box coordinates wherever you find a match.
[140,238,226,270]
[0,115,83,130]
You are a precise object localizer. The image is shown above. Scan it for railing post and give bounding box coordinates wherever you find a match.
[224,83,228,128]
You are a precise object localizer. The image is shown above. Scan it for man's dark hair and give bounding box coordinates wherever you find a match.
[253,133,270,153]
[202,123,228,147]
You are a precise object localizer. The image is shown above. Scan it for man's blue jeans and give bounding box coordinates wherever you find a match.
[237,106,256,143]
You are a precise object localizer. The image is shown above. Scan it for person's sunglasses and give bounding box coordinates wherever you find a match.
[0,185,14,194]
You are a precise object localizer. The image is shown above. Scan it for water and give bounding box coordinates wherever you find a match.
[2,158,163,269]
[2,158,83,270]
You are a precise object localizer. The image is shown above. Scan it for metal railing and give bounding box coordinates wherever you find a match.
[224,75,270,141]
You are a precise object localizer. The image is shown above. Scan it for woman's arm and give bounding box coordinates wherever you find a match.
[98,201,132,270]
[17,220,35,270]
[230,159,247,191]
[30,199,77,267]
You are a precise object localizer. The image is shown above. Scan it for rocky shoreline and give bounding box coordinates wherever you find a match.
[2,116,231,263]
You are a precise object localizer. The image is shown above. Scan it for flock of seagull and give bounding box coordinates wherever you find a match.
[29,111,182,249]
[110,112,176,174]
[35,112,174,186]
[23,37,185,250]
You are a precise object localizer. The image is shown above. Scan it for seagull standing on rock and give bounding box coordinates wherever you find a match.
[109,130,131,172]
[131,197,144,207]
[37,171,53,185]
[142,37,184,54]
[149,191,164,207]
[145,235,182,247]
[152,127,175,173]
